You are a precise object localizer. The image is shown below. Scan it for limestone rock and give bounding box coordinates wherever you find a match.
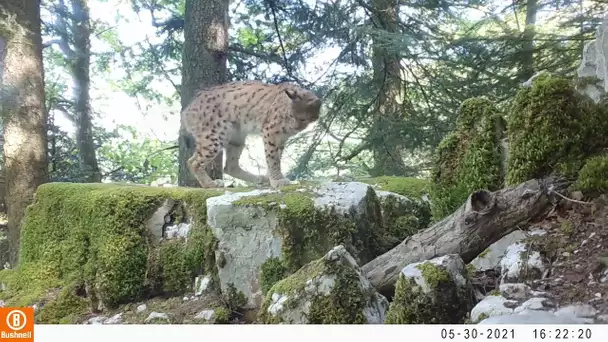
[206,182,403,309]
[259,245,389,324]
[500,241,548,284]
[577,14,608,103]
[470,295,515,323]
[499,283,532,300]
[470,231,527,272]
[386,254,474,323]
[144,312,170,324]
[194,309,216,323]
[513,297,551,313]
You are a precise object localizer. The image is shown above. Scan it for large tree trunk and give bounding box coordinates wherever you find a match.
[0,0,49,265]
[368,0,409,177]
[520,0,538,82]
[178,0,229,187]
[362,177,568,297]
[70,0,100,182]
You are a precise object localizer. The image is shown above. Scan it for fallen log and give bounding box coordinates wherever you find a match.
[361,176,570,297]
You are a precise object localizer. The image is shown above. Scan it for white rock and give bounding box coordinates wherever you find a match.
[144,312,170,323]
[514,298,547,313]
[87,316,108,325]
[194,275,211,296]
[577,14,608,103]
[136,304,147,313]
[470,295,514,323]
[165,223,191,240]
[105,313,123,324]
[206,189,282,309]
[555,304,598,318]
[470,231,527,272]
[311,182,372,215]
[194,309,215,322]
[499,283,531,300]
[500,242,547,283]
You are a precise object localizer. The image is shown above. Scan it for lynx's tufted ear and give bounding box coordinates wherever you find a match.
[284,89,297,100]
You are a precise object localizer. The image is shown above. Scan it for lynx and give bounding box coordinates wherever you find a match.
[182,80,322,189]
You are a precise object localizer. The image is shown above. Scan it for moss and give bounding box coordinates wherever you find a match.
[506,75,608,185]
[36,283,89,324]
[359,176,430,199]
[571,155,608,197]
[478,248,491,259]
[488,289,500,296]
[234,187,385,273]
[385,261,472,324]
[417,262,450,289]
[1,182,223,322]
[477,312,489,322]
[259,256,370,324]
[213,307,230,324]
[430,97,506,220]
[260,257,287,295]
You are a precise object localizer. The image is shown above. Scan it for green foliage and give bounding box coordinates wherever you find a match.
[430,97,505,220]
[506,75,608,185]
[572,155,608,197]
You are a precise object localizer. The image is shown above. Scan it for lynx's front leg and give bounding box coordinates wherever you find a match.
[262,132,290,189]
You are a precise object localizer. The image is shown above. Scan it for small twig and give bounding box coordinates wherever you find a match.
[548,185,593,205]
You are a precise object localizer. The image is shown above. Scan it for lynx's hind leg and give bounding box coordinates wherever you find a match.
[224,138,269,186]
[188,133,225,188]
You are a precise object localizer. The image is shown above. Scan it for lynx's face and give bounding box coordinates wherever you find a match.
[284,87,322,123]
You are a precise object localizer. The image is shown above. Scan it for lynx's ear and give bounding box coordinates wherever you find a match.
[284,89,297,100]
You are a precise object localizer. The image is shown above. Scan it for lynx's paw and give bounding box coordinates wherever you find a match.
[269,178,292,189]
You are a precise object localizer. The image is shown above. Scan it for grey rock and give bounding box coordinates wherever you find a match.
[555,304,598,319]
[470,295,514,323]
[144,312,170,323]
[470,231,527,272]
[499,283,532,300]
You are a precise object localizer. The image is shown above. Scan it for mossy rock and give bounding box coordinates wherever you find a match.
[385,255,474,324]
[506,75,608,185]
[258,245,388,324]
[430,97,506,220]
[0,182,223,323]
[212,182,389,308]
[571,155,608,198]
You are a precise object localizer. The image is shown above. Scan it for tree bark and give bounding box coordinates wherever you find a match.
[70,0,101,182]
[361,177,569,297]
[0,0,49,265]
[368,0,409,177]
[520,0,538,82]
[178,0,229,187]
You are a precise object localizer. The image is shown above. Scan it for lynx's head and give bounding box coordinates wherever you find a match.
[282,84,322,124]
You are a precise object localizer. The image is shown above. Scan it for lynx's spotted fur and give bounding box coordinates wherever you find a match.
[182,80,322,188]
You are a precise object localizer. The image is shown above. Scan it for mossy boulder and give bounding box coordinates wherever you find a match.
[571,155,608,197]
[207,182,389,309]
[0,182,222,323]
[506,74,608,185]
[259,245,388,324]
[430,97,506,220]
[385,254,474,324]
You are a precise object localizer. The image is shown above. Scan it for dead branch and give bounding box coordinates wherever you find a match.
[361,176,570,297]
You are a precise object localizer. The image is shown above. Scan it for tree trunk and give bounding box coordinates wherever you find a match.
[70,0,100,182]
[0,0,49,265]
[520,0,538,82]
[178,0,229,187]
[361,177,568,297]
[368,0,409,177]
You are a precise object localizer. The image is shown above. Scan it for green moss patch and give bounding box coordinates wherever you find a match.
[430,97,506,220]
[506,75,608,185]
[385,261,473,324]
[571,155,608,197]
[359,176,430,199]
[0,182,223,323]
